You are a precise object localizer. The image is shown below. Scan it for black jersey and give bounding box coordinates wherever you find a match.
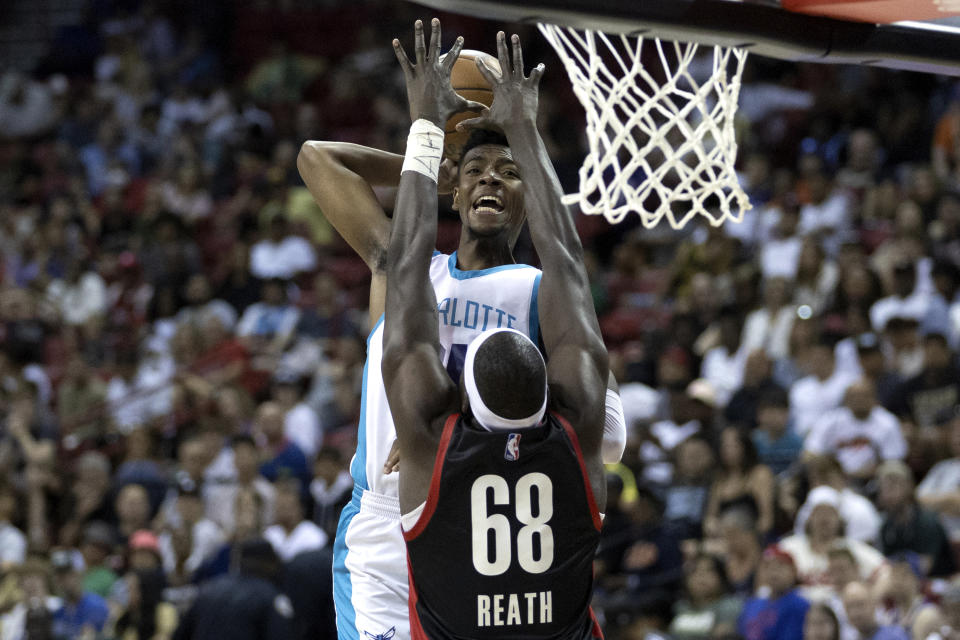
[403,412,603,640]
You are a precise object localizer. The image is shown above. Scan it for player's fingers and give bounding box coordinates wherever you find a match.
[443,36,465,74]
[429,18,441,62]
[456,115,490,132]
[511,34,524,79]
[529,63,546,89]
[414,19,426,65]
[392,39,413,76]
[496,31,511,78]
[474,57,499,86]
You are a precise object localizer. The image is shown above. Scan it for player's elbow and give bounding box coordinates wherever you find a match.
[297,140,335,175]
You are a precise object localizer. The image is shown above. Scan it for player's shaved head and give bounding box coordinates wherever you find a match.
[471,330,546,421]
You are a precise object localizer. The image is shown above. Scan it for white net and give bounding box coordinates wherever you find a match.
[538,24,752,228]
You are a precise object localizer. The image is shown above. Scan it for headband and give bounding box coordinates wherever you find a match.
[463,328,547,431]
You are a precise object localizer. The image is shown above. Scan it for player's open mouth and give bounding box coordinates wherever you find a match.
[472,196,504,215]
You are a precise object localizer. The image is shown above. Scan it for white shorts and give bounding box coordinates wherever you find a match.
[333,485,409,640]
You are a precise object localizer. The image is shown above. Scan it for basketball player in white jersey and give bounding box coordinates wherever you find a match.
[384,21,607,638]
[297,28,627,640]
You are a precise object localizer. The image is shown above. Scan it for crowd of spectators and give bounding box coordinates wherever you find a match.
[1,1,960,639]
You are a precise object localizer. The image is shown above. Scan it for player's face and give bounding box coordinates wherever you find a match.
[454,145,525,239]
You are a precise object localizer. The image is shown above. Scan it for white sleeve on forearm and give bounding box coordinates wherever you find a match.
[602,388,627,464]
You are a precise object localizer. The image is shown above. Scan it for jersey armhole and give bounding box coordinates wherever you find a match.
[555,413,604,531]
[402,413,459,540]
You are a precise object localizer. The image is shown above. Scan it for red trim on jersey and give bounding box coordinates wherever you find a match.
[403,413,460,541]
[590,607,605,638]
[407,549,431,640]
[555,412,603,531]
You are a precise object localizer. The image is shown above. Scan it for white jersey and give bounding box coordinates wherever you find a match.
[350,251,542,496]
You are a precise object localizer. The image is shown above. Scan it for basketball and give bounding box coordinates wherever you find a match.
[443,49,500,160]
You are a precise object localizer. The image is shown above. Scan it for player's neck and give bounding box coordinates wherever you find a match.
[456,236,515,271]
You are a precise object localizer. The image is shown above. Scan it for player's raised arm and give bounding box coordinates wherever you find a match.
[297,93,457,326]
[381,20,484,458]
[460,32,608,445]
[296,141,395,273]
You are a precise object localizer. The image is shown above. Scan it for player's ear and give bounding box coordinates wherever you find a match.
[452,188,460,211]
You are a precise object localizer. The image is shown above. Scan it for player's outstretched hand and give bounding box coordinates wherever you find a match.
[393,18,487,127]
[457,32,543,134]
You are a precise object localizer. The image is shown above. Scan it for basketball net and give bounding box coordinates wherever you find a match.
[538,24,751,228]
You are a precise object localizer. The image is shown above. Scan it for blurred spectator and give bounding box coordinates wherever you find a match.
[853,333,902,409]
[780,487,886,590]
[56,356,108,441]
[664,435,716,542]
[50,548,109,639]
[248,216,317,281]
[160,163,213,225]
[0,72,60,139]
[704,427,775,538]
[790,338,858,438]
[78,521,117,598]
[797,155,853,255]
[875,552,940,632]
[801,456,881,545]
[870,262,931,333]
[58,452,115,547]
[115,485,153,542]
[752,387,804,475]
[889,333,960,430]
[128,530,163,573]
[263,483,327,562]
[840,581,908,640]
[280,548,337,640]
[173,539,294,639]
[139,214,202,287]
[158,478,224,584]
[245,41,324,105]
[0,484,27,567]
[794,239,840,315]
[700,307,748,407]
[176,274,237,332]
[309,447,351,540]
[916,416,960,549]
[271,372,321,461]
[718,500,764,596]
[236,279,300,355]
[253,402,310,488]
[804,380,906,481]
[595,485,684,617]
[194,485,265,583]
[45,259,108,328]
[668,553,743,640]
[803,602,841,640]
[0,558,61,640]
[742,277,796,360]
[109,568,177,640]
[738,546,810,640]
[875,461,955,577]
[725,349,782,429]
[760,203,803,280]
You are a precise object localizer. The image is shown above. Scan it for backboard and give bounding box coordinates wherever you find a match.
[413,0,960,77]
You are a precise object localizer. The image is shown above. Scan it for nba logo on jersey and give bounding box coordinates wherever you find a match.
[504,433,521,461]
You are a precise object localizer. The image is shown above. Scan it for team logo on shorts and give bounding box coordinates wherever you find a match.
[364,628,395,640]
[504,433,521,461]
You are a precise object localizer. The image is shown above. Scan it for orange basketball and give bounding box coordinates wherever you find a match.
[442,49,500,160]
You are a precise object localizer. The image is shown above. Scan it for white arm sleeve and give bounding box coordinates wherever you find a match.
[602,388,627,464]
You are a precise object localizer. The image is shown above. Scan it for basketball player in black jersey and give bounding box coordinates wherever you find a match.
[382,19,607,640]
